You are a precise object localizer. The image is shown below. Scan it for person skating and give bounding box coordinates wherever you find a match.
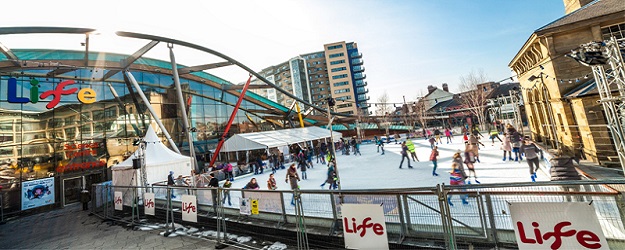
[463,144,480,184]
[428,136,436,149]
[378,139,385,155]
[510,128,523,162]
[448,162,469,206]
[285,164,301,205]
[520,137,541,182]
[434,128,442,145]
[469,134,483,163]
[243,178,260,190]
[298,154,308,180]
[502,132,513,161]
[430,146,439,176]
[208,173,219,213]
[445,128,453,144]
[489,126,502,145]
[320,158,337,190]
[399,141,413,168]
[222,179,232,206]
[405,139,419,162]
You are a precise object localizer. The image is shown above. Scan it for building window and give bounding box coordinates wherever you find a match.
[330,60,345,65]
[331,67,346,72]
[602,23,625,40]
[334,88,350,94]
[337,103,352,108]
[329,53,344,58]
[327,44,343,50]
[336,96,352,101]
[332,74,348,79]
[333,81,349,87]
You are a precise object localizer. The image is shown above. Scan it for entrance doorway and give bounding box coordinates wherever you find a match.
[63,177,82,206]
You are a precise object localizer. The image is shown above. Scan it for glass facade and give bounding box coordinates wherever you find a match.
[0,49,306,214]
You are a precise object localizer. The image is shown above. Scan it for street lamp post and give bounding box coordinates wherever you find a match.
[326,98,342,193]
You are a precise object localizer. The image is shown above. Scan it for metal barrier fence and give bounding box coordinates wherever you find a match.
[92,180,625,249]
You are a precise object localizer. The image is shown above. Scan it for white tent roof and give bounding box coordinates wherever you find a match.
[111,126,192,185]
[221,127,343,152]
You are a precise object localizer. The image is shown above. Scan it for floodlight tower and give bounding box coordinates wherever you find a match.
[567,37,625,171]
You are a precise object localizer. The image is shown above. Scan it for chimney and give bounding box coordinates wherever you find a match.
[427,85,436,94]
[442,83,449,92]
[563,0,594,14]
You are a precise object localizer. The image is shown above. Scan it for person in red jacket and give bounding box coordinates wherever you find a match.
[430,146,439,176]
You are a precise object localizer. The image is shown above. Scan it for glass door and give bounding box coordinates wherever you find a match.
[63,177,82,206]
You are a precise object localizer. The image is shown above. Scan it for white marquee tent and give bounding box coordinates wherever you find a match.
[221,127,343,152]
[111,126,192,187]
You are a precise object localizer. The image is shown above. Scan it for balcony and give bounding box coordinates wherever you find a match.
[354,73,366,80]
[350,52,362,58]
[353,65,365,72]
[356,87,369,94]
[357,96,370,102]
[355,80,367,87]
[351,59,363,65]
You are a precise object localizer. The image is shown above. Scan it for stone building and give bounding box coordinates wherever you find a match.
[508,0,624,166]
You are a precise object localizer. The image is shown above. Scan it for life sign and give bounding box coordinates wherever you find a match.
[181,195,197,222]
[7,78,96,109]
[509,202,608,250]
[341,204,389,250]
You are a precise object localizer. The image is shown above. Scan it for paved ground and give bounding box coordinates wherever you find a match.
[0,204,235,249]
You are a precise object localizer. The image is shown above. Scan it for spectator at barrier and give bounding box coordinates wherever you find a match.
[267,174,277,190]
[286,163,300,206]
[175,175,189,186]
[208,173,219,213]
[243,178,260,190]
[167,171,175,186]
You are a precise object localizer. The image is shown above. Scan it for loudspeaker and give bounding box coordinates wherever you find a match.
[132,158,142,169]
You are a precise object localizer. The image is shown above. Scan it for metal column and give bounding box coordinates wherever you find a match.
[169,44,197,172]
[125,71,181,153]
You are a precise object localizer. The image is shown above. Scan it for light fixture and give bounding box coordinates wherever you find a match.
[539,65,544,70]
[569,79,572,83]
[584,74,589,79]
[528,75,539,82]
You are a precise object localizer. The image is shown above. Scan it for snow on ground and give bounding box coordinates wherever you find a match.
[227,135,545,190]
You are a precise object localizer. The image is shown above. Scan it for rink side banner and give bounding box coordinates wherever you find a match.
[144,193,155,216]
[181,195,197,222]
[114,191,123,210]
[21,177,55,210]
[341,204,389,250]
[509,202,608,250]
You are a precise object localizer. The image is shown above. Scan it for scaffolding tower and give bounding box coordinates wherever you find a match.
[569,37,625,171]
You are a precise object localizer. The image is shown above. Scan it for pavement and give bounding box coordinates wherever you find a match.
[0,204,235,250]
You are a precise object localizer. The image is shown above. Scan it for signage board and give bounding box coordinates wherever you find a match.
[240,197,251,215]
[114,191,123,210]
[251,199,259,215]
[21,177,55,210]
[509,202,608,250]
[181,195,197,222]
[341,204,389,250]
[144,193,155,216]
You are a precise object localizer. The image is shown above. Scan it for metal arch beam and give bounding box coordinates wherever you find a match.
[115,31,353,118]
[101,40,160,81]
[46,67,78,77]
[0,27,96,35]
[0,42,20,66]
[221,84,272,90]
[178,62,233,75]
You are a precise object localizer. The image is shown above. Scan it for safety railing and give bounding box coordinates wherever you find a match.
[92,180,625,249]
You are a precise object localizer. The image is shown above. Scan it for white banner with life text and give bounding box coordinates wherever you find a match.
[114,191,123,210]
[144,193,155,216]
[509,202,608,250]
[341,204,389,250]
[181,195,197,222]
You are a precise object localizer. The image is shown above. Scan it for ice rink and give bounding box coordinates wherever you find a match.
[226,135,548,190]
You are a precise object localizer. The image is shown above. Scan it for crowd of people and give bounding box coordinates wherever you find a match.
[165,122,542,209]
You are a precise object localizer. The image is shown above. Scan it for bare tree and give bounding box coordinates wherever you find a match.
[412,91,428,131]
[459,69,490,130]
[376,91,393,135]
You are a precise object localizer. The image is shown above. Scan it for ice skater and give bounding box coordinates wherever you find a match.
[445,128,453,144]
[520,137,541,182]
[502,132,513,161]
[378,139,385,155]
[430,146,439,176]
[463,144,480,184]
[399,141,413,168]
[406,139,419,162]
[448,162,469,206]
[285,164,300,205]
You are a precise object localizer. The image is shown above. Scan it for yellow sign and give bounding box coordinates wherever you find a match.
[251,199,259,215]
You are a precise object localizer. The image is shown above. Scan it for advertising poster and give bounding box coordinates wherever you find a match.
[144,193,155,216]
[509,202,608,250]
[240,197,251,215]
[181,195,197,222]
[114,191,123,210]
[341,204,389,250]
[21,177,55,210]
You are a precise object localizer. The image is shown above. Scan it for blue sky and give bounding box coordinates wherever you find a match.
[2,0,566,104]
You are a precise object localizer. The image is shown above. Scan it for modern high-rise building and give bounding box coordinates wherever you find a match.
[256,41,369,116]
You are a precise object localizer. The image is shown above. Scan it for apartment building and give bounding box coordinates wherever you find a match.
[255,41,369,116]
